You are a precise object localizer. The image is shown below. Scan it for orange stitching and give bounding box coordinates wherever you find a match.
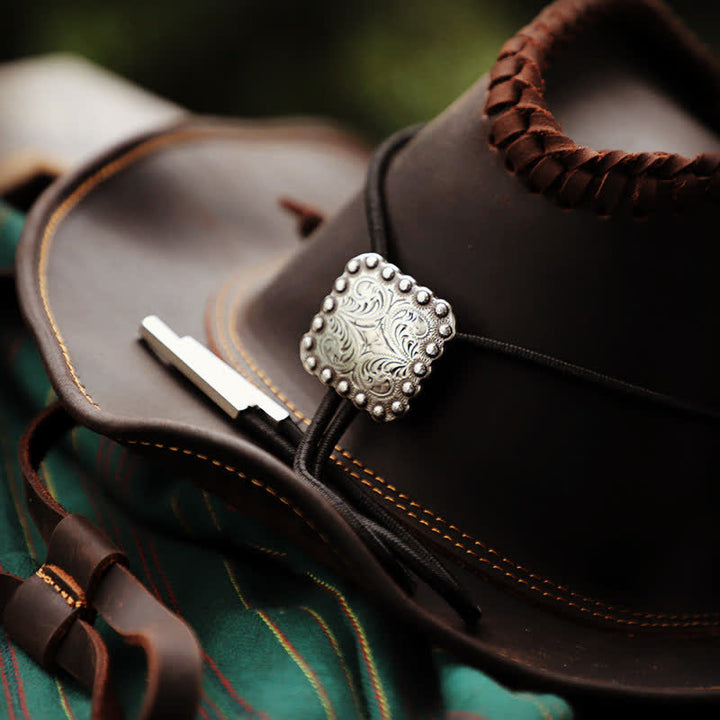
[36,565,86,610]
[214,271,720,627]
[332,460,720,623]
[215,271,308,423]
[126,439,331,548]
[38,129,227,408]
[37,124,356,409]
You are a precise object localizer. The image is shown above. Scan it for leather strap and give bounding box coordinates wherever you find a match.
[0,402,203,719]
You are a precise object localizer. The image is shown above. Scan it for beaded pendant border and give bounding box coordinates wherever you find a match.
[300,253,456,422]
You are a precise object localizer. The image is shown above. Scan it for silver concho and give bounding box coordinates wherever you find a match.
[299,252,456,422]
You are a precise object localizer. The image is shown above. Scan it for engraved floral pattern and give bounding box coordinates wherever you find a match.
[300,253,455,421]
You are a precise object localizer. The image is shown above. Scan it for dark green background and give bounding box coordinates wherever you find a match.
[1,1,718,139]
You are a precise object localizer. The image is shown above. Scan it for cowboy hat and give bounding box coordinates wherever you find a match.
[15,0,720,716]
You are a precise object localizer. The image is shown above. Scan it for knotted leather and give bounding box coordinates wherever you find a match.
[0,403,203,720]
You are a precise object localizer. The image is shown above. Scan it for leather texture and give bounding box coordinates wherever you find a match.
[14,1,720,716]
[0,403,203,720]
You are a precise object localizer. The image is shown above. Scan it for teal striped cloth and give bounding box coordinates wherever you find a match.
[0,200,572,719]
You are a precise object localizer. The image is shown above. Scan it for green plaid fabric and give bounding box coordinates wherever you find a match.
[0,200,572,720]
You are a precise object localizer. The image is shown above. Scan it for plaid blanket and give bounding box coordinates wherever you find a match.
[0,200,571,720]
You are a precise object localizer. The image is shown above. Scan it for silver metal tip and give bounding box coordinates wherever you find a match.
[139,315,179,365]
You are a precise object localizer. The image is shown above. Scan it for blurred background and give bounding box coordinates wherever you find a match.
[0,0,718,141]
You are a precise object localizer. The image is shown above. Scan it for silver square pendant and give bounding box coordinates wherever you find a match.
[300,253,456,422]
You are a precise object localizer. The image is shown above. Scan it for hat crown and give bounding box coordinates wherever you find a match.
[240,0,720,626]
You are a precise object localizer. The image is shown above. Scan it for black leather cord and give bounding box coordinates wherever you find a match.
[236,393,482,626]
[294,390,482,627]
[365,124,422,260]
[457,333,720,422]
[293,391,416,596]
[368,124,720,424]
[312,401,356,482]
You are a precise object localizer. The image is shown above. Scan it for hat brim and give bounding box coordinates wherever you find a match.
[16,118,720,718]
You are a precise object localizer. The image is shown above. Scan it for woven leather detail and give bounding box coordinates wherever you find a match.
[485,0,720,216]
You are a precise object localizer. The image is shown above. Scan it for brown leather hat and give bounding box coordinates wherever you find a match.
[16,0,720,716]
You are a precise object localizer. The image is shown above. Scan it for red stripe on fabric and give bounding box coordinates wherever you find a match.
[194,683,226,720]
[94,438,126,544]
[0,414,40,720]
[344,609,386,720]
[0,635,18,720]
[143,531,243,720]
[116,452,266,720]
[256,610,337,720]
[55,681,77,720]
[94,442,233,718]
[308,576,390,720]
[0,559,31,720]
[127,530,223,720]
[201,652,270,720]
[145,530,232,720]
[119,459,237,720]
[299,607,364,720]
[112,452,167,604]
[5,642,32,720]
[128,525,163,600]
[197,693,221,720]
[71,435,120,546]
[146,538,180,609]
[73,437,230,720]
[0,561,18,720]
[34,440,218,720]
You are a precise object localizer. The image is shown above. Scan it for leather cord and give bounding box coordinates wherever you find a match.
[0,402,203,720]
[294,390,482,628]
[367,124,720,424]
[364,124,422,260]
[485,0,720,217]
[224,387,482,626]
